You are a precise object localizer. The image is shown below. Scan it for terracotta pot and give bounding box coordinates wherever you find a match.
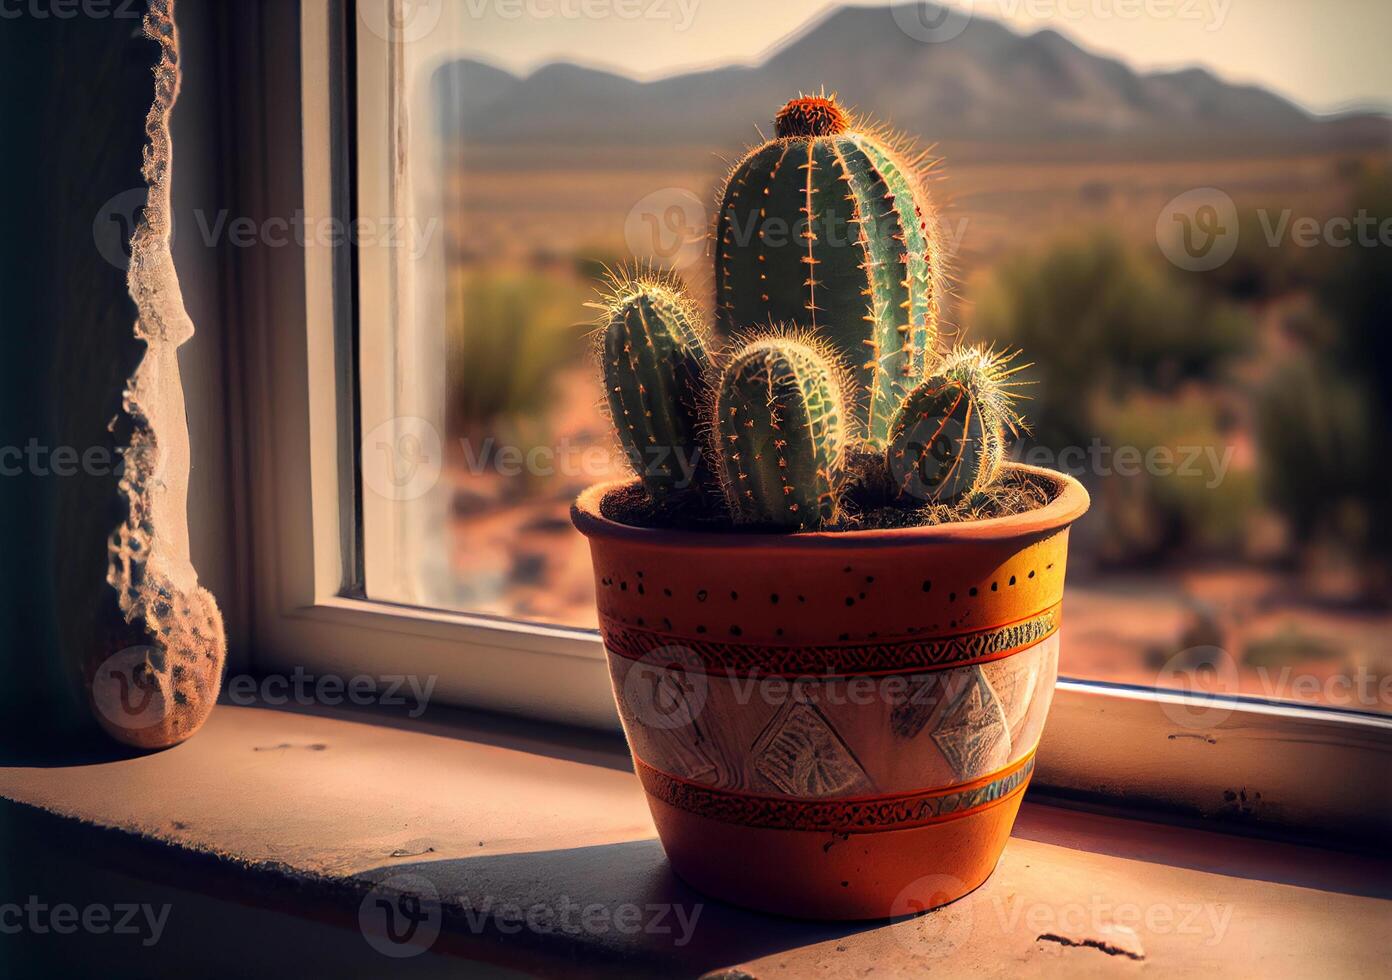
[572,463,1089,920]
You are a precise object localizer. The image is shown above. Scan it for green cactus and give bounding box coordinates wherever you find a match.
[588,96,1037,530]
[714,94,944,445]
[886,346,1028,504]
[594,268,711,496]
[712,332,849,530]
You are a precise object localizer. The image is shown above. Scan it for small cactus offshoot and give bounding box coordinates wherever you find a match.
[714,93,944,445]
[886,346,1028,504]
[713,333,849,530]
[593,268,711,496]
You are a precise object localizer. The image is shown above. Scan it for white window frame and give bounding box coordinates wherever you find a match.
[240,0,1392,844]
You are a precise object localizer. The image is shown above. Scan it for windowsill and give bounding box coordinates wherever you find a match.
[3,703,1387,977]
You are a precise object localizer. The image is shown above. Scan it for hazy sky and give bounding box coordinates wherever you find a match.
[408,0,1390,114]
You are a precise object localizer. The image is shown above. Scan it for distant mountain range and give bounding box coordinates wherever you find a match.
[432,3,1389,153]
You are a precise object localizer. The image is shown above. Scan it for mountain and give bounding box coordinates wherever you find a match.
[432,3,1389,153]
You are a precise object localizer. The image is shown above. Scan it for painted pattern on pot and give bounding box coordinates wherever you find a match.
[609,632,1058,806]
[573,463,1090,920]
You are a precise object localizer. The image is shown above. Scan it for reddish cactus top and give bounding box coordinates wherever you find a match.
[774,96,850,138]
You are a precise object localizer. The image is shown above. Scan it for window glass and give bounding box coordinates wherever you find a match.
[358,1,1391,715]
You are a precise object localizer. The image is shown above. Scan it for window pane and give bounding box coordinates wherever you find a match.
[356,1,1391,714]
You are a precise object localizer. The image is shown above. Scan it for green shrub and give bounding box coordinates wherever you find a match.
[1255,357,1380,554]
[1316,168,1392,414]
[972,231,1253,449]
[445,268,589,436]
[1192,208,1308,303]
[1242,626,1341,670]
[1094,392,1257,564]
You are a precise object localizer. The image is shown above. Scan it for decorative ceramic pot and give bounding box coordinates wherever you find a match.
[572,463,1089,920]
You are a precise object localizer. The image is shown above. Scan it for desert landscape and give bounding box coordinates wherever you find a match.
[418,4,1391,712]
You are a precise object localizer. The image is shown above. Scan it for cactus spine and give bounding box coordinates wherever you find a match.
[714,94,943,445]
[713,334,848,530]
[886,347,1027,504]
[596,270,711,496]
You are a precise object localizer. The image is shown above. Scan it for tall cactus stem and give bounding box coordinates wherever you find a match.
[714,94,946,446]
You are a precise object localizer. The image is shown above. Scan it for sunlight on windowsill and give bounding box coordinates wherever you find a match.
[1,703,1386,977]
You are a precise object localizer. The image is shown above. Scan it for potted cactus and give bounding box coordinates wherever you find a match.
[572,96,1089,920]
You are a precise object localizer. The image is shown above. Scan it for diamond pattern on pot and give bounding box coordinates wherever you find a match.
[931,667,1011,780]
[751,699,875,798]
[890,673,944,740]
[982,645,1043,747]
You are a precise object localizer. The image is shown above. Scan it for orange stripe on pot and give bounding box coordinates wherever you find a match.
[601,603,1060,677]
[634,753,1036,833]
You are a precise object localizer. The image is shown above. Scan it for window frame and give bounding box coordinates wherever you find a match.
[240,0,1392,844]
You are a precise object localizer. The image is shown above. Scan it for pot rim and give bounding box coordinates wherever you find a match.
[572,462,1089,550]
